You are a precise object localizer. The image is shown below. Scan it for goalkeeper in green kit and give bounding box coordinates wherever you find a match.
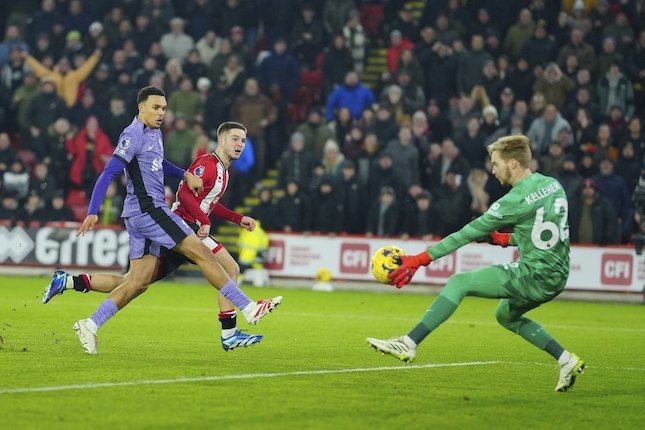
[367,135,585,392]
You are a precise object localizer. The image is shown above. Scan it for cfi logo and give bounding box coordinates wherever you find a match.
[340,243,370,273]
[151,158,161,172]
[193,165,205,177]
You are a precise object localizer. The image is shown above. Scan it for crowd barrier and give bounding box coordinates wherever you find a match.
[1,224,643,294]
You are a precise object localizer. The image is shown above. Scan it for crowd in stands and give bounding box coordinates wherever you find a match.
[0,0,644,247]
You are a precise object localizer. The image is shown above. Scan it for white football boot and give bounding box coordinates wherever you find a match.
[242,296,283,325]
[73,319,98,355]
[367,336,417,363]
[555,353,585,392]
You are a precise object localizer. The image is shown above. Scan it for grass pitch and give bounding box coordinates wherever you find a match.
[1,275,644,429]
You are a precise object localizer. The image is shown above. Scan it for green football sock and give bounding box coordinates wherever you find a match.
[408,295,458,344]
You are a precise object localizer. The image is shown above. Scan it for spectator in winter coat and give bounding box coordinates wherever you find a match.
[569,178,619,245]
[258,38,300,102]
[366,186,400,237]
[593,158,632,240]
[555,155,584,200]
[66,115,112,195]
[159,17,194,62]
[597,63,635,118]
[278,131,315,190]
[276,180,311,233]
[326,71,375,121]
[532,63,575,110]
[527,104,572,155]
[310,179,343,234]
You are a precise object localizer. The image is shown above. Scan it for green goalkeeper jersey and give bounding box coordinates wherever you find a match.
[428,172,570,288]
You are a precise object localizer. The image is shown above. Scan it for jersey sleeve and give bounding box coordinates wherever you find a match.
[176,157,217,225]
[429,193,521,260]
[112,131,141,164]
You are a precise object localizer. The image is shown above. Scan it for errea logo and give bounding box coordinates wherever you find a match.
[0,226,34,263]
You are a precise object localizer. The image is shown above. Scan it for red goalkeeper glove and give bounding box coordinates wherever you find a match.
[387,251,432,289]
[490,231,512,247]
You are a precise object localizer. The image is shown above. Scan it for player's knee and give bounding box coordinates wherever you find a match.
[495,306,516,330]
[228,262,240,280]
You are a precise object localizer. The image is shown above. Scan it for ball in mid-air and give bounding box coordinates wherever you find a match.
[370,246,404,284]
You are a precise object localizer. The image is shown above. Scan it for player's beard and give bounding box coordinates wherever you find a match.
[497,166,512,186]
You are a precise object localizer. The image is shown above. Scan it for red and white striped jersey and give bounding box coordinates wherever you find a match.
[172,152,229,225]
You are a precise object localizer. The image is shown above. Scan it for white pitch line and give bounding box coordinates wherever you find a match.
[0,361,501,395]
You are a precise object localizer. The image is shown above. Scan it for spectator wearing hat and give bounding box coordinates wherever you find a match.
[533,63,575,111]
[290,4,324,69]
[366,186,400,237]
[23,47,101,107]
[63,30,84,58]
[160,17,194,62]
[569,178,619,245]
[278,131,315,190]
[480,104,501,143]
[386,29,414,76]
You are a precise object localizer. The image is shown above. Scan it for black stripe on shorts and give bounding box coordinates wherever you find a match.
[148,207,190,244]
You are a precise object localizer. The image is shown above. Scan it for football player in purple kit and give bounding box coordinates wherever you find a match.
[70,86,281,355]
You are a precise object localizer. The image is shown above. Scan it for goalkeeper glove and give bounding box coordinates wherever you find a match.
[388,251,432,289]
[490,230,512,247]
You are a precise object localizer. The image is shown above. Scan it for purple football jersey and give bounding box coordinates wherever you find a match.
[113,117,167,218]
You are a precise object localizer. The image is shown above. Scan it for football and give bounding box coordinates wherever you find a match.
[370,246,405,284]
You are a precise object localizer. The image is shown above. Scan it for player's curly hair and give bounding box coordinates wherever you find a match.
[136,86,165,104]
[487,134,532,169]
[217,121,247,137]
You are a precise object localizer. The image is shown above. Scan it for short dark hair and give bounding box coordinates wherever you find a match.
[217,121,247,137]
[137,86,165,104]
